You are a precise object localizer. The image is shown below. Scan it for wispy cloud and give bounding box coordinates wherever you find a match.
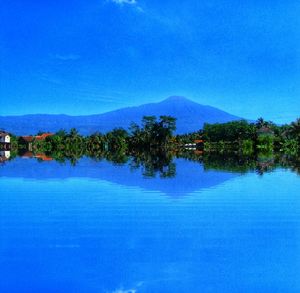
[40,74,63,85]
[52,54,81,61]
[108,0,144,12]
[110,0,137,5]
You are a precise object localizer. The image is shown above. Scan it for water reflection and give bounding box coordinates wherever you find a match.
[1,151,300,292]
[1,150,300,196]
[0,150,10,162]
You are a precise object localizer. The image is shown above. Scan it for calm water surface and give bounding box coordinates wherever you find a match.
[1,158,300,292]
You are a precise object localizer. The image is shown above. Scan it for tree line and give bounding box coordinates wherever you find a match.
[3,115,300,177]
[13,115,300,160]
[179,117,300,155]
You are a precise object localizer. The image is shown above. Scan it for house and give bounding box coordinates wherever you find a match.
[21,133,53,142]
[194,139,204,148]
[257,126,274,136]
[20,136,35,151]
[0,131,11,144]
[183,139,205,150]
[20,133,54,151]
[35,133,54,140]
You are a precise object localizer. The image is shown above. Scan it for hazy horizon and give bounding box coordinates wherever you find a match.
[0,95,298,124]
[0,95,247,118]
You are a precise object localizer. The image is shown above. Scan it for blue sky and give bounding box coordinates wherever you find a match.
[1,0,299,122]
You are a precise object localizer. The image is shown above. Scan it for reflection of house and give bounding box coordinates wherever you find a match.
[194,150,203,155]
[21,151,53,161]
[184,143,196,150]
[0,131,11,152]
[0,150,10,163]
[194,139,204,149]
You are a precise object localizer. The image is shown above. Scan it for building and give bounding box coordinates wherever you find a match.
[257,126,275,136]
[0,131,11,144]
[20,136,35,151]
[35,133,54,140]
[194,139,204,149]
[21,133,53,142]
[20,133,53,151]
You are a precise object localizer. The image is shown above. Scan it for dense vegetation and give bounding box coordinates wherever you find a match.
[4,115,300,168]
[193,117,300,155]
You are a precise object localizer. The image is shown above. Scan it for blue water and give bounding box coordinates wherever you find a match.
[1,158,300,292]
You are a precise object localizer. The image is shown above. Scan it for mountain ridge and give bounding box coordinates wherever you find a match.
[0,96,244,135]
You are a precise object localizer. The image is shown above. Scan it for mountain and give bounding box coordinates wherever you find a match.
[0,96,243,135]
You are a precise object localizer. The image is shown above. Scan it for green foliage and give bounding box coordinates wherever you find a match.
[105,128,128,151]
[288,118,300,142]
[203,120,256,142]
[256,135,274,152]
[128,115,176,149]
[241,139,254,155]
[279,139,299,155]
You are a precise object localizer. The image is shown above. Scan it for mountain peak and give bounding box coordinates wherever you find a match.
[163,96,191,103]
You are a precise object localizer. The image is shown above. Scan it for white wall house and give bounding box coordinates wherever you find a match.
[0,132,11,143]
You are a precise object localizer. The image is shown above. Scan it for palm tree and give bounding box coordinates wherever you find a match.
[255,117,270,129]
[289,118,300,141]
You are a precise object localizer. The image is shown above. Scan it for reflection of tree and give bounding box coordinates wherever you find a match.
[130,150,176,178]
[12,147,300,177]
[255,155,276,176]
[278,154,300,175]
[202,153,257,174]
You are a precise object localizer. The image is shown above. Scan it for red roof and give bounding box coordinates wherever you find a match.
[21,133,53,142]
[21,136,35,142]
[35,133,54,140]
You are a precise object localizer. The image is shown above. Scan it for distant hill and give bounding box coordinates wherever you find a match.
[0,96,243,135]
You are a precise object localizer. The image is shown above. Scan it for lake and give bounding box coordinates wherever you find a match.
[1,157,300,292]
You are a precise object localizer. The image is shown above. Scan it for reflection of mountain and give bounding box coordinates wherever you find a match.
[0,96,243,135]
[0,158,239,196]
